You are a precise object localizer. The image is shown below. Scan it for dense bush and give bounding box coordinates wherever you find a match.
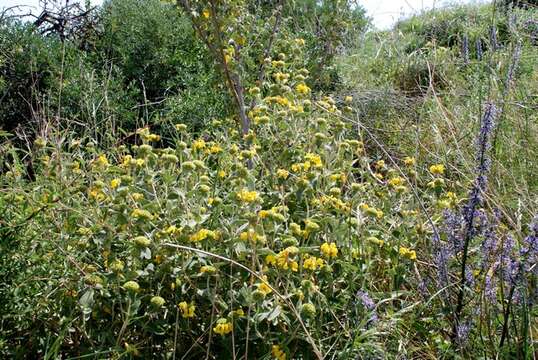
[1,1,537,358]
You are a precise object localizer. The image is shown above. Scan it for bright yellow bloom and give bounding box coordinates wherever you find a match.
[429,164,445,175]
[189,228,216,242]
[110,178,121,189]
[320,242,338,258]
[304,153,322,168]
[94,154,109,168]
[295,83,311,95]
[272,345,286,360]
[165,225,182,236]
[236,188,259,203]
[388,177,404,187]
[399,247,417,261]
[303,255,325,271]
[276,169,289,179]
[202,8,210,18]
[239,228,265,244]
[192,139,206,151]
[178,301,196,318]
[257,276,273,295]
[199,265,217,274]
[207,144,222,154]
[213,319,233,336]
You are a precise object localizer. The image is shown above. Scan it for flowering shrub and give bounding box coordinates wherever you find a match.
[0,22,536,360]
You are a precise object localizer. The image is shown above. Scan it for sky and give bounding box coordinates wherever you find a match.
[1,0,486,29]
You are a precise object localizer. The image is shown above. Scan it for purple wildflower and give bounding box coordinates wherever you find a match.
[356,290,375,310]
[476,38,483,61]
[489,26,498,51]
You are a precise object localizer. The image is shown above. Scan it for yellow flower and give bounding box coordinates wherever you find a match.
[429,164,445,175]
[295,38,305,46]
[236,188,259,203]
[213,319,233,336]
[131,208,154,220]
[275,96,290,107]
[257,276,273,295]
[265,254,276,265]
[403,156,416,166]
[399,247,417,261]
[303,255,325,271]
[89,188,106,202]
[178,301,196,318]
[295,83,311,95]
[110,178,121,189]
[276,169,289,179]
[320,242,338,258]
[218,170,227,178]
[192,139,206,151]
[200,265,217,274]
[388,177,404,187]
[272,344,286,360]
[239,228,265,244]
[165,225,182,236]
[304,153,322,168]
[207,144,222,154]
[94,154,109,168]
[189,228,216,242]
[202,8,210,18]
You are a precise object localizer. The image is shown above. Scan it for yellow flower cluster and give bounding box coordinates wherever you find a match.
[236,188,260,203]
[131,208,154,220]
[403,156,416,166]
[266,246,299,271]
[256,276,273,295]
[399,246,417,261]
[313,195,351,214]
[265,95,290,107]
[121,155,145,168]
[178,301,196,318]
[276,169,289,179]
[273,72,290,83]
[320,242,338,258]
[272,345,286,360]
[94,154,109,168]
[199,265,217,274]
[213,319,233,336]
[258,206,287,222]
[295,83,311,95]
[303,255,325,271]
[429,164,445,175]
[137,127,160,142]
[192,139,206,151]
[239,228,266,244]
[110,178,121,189]
[189,228,218,242]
